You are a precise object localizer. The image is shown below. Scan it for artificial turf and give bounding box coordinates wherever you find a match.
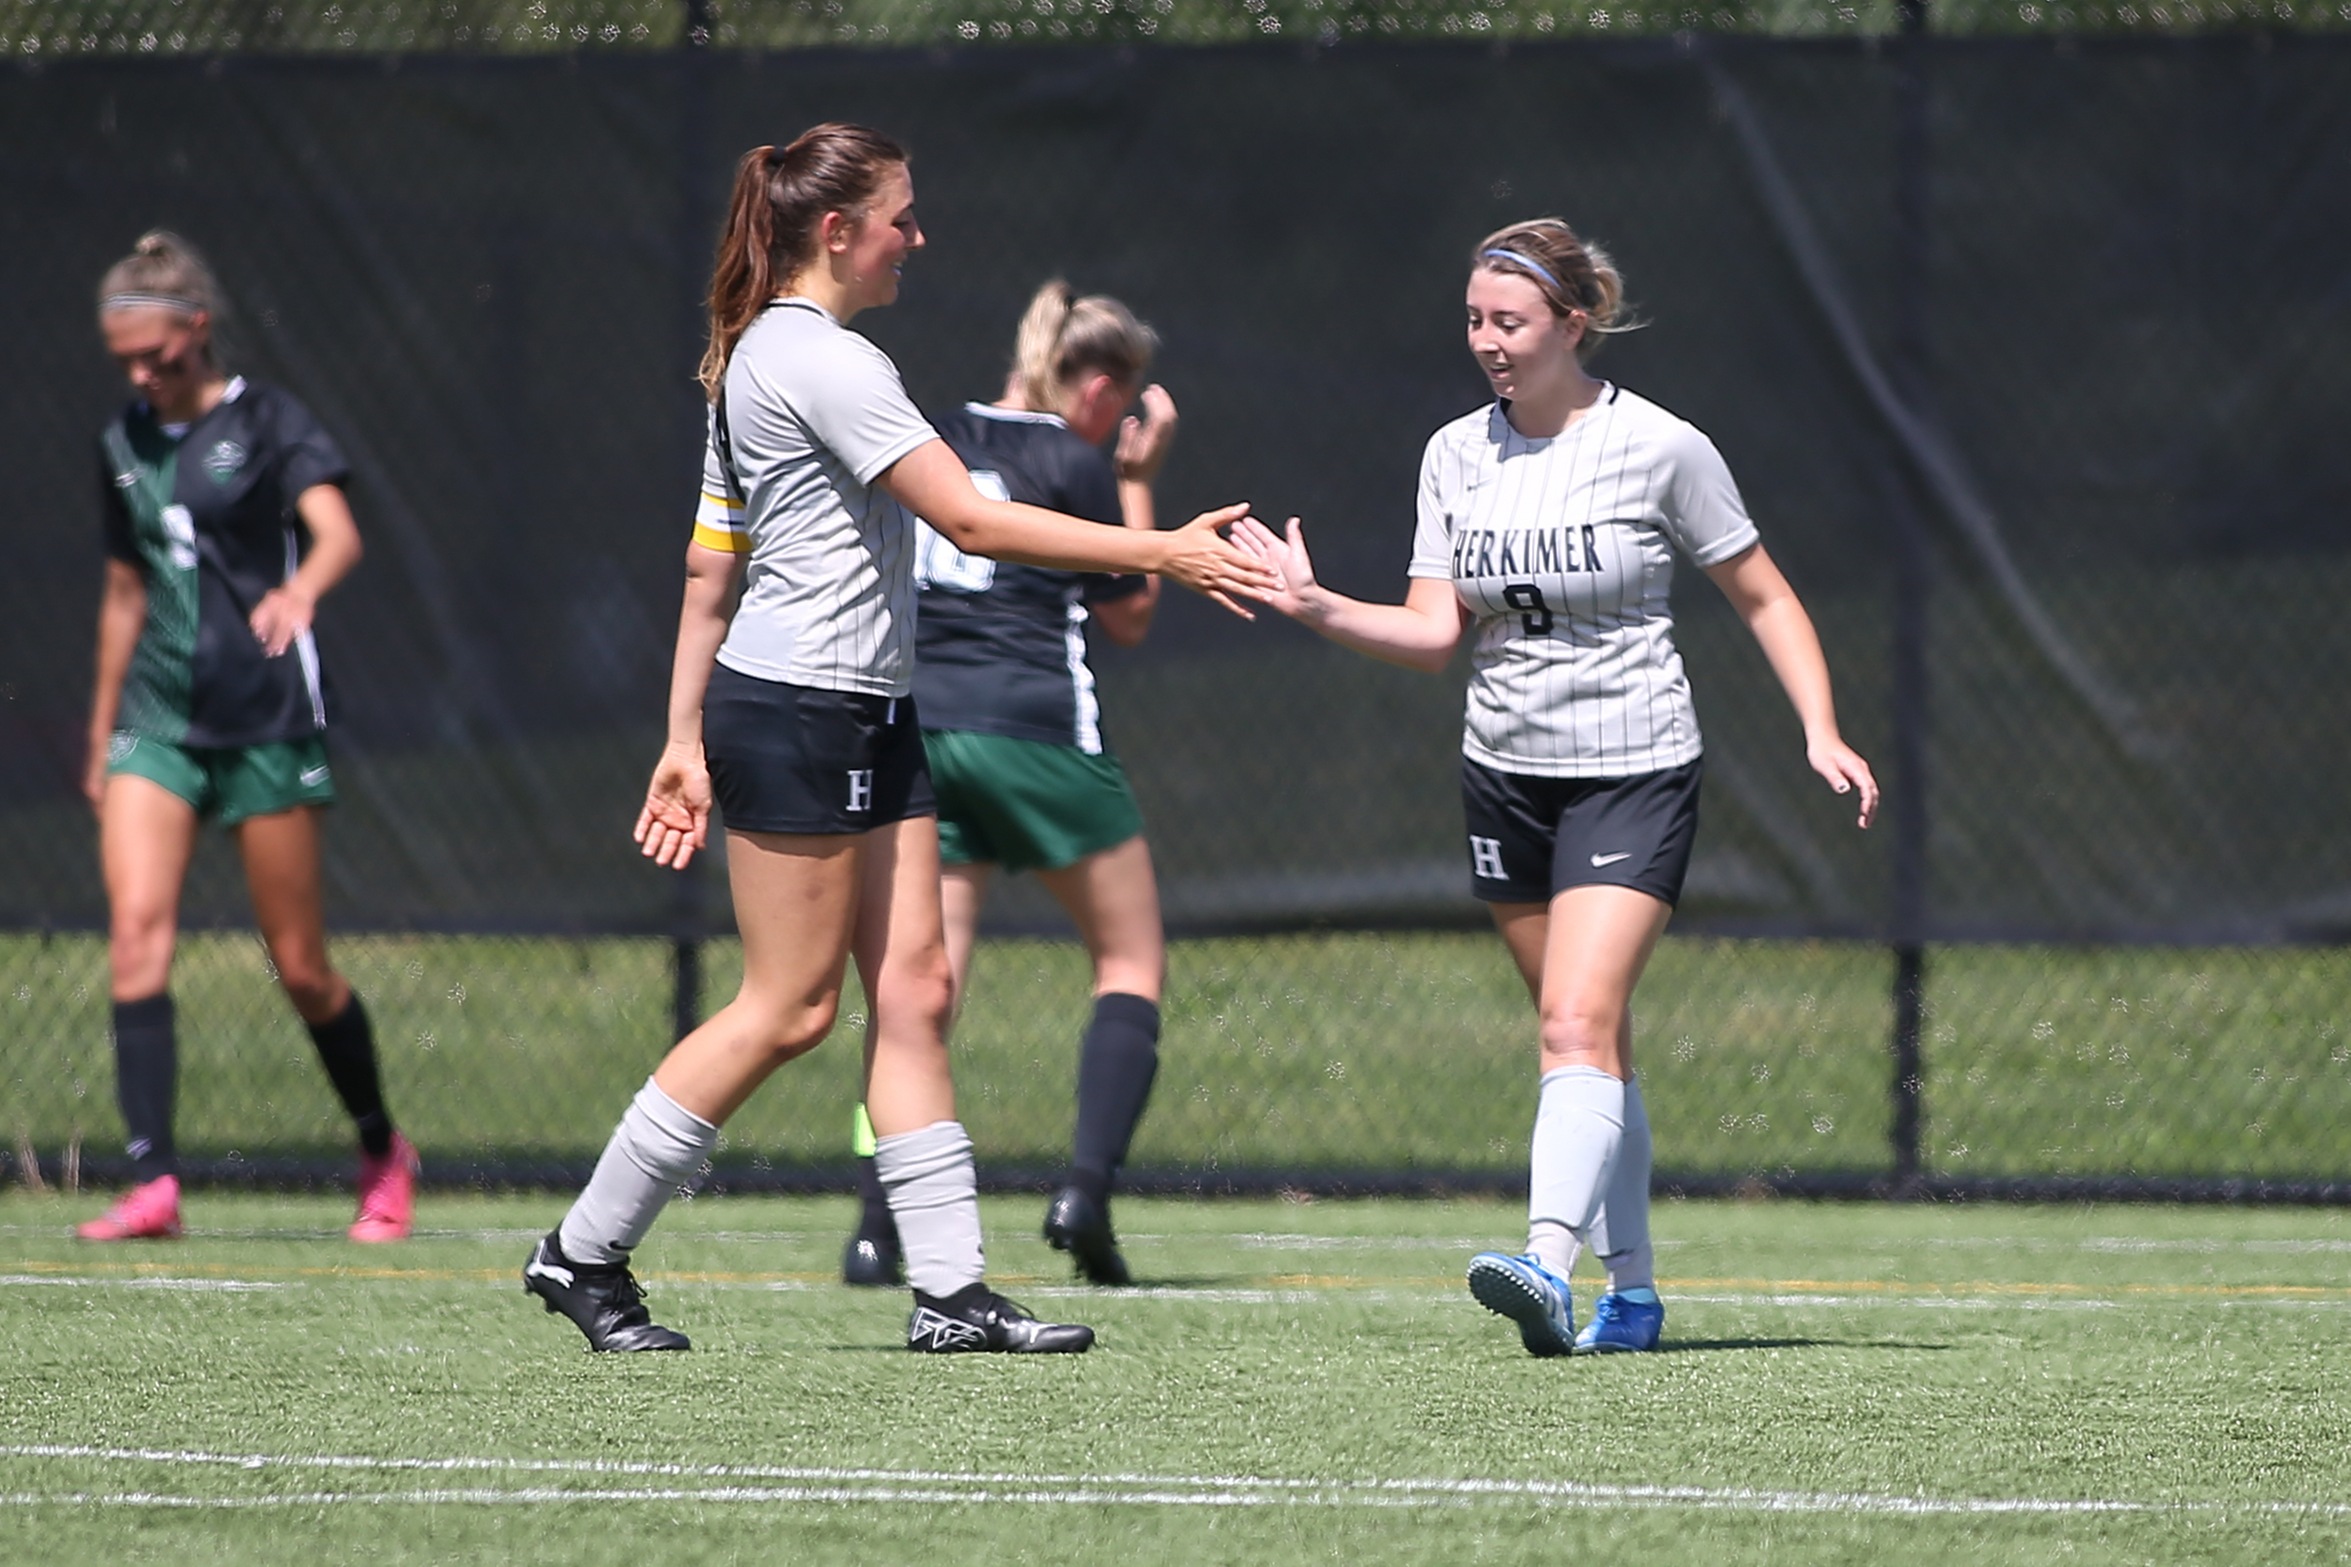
[5,1191,2349,1565]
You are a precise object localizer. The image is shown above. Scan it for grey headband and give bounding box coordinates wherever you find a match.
[1481,248,1568,298]
[101,291,203,315]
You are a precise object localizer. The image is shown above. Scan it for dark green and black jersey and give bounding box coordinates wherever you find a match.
[99,377,351,748]
[910,403,1147,754]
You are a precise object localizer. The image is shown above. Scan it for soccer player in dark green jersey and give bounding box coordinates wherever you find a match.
[75,232,417,1244]
[841,281,1179,1289]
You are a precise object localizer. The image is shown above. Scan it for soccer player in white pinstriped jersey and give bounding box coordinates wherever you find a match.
[1242,218,1878,1356]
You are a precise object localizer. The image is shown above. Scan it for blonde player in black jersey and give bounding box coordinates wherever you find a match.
[75,232,416,1246]
[841,282,1177,1290]
[521,124,1275,1355]
[1240,219,1878,1356]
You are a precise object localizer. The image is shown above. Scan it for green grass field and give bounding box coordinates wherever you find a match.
[7,932,2350,1183]
[5,1191,2350,1564]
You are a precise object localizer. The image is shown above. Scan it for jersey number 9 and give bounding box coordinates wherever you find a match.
[1502,583,1553,637]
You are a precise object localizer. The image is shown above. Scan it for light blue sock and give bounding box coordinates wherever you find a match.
[1591,1073,1655,1293]
[1526,1065,1625,1274]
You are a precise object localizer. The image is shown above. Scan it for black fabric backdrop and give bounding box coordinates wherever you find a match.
[4,37,2346,940]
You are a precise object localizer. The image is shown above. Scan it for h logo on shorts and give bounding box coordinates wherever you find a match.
[1470,835,1506,881]
[847,769,874,813]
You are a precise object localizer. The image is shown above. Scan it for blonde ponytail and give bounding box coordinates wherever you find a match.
[1007,279,1159,415]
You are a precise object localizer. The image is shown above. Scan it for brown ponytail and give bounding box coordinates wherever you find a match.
[699,124,909,399]
[1471,218,1638,363]
[1009,278,1159,414]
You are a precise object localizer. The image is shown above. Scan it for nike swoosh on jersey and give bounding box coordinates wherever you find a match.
[1590,851,1633,867]
[299,766,331,786]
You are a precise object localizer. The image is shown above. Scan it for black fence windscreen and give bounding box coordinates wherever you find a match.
[4,39,2348,1193]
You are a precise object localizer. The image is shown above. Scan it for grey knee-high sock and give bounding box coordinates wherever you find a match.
[1526,1066,1625,1275]
[873,1120,985,1297]
[558,1078,718,1266]
[1588,1073,1654,1292]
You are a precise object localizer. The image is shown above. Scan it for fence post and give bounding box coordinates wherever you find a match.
[1886,0,1932,1192]
[669,0,718,1046]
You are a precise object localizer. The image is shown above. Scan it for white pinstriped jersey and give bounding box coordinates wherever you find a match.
[1407,385,1760,778]
[694,298,938,697]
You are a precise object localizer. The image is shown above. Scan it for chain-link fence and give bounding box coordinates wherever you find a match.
[7,0,2348,54]
[3,24,2347,1197]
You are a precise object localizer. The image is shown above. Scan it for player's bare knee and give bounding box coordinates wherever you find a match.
[1537,1005,1621,1070]
[106,914,175,993]
[759,993,841,1066]
[874,961,954,1041]
[890,983,955,1046]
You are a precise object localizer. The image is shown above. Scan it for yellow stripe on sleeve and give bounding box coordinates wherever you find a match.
[693,520,752,554]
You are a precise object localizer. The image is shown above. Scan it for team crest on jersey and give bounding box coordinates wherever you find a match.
[202,440,248,483]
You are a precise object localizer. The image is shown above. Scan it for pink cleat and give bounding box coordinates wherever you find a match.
[76,1175,183,1241]
[349,1132,419,1243]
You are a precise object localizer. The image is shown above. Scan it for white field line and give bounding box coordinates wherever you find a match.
[3,1446,2349,1519]
[1673,1292,2351,1314]
[0,1275,284,1293]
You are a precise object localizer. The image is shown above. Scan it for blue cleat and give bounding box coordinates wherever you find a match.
[1466,1251,1576,1358]
[1574,1289,1665,1354]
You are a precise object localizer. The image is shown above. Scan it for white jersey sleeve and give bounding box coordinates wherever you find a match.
[1656,422,1760,568]
[1406,433,1459,580]
[784,330,938,486]
[692,404,749,555]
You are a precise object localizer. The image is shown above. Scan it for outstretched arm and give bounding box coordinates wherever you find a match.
[1701,542,1878,829]
[1233,516,1466,673]
[879,438,1272,615]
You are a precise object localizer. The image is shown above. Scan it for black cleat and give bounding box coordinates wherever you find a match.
[522,1230,690,1353]
[841,1228,905,1288]
[1043,1186,1131,1285]
[906,1284,1095,1354]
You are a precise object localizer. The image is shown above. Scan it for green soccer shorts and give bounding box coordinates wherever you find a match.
[107,731,337,825]
[923,729,1144,873]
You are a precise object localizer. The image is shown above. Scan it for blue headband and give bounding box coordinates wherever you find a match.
[1481,248,1567,298]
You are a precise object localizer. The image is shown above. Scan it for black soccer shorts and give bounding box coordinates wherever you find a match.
[1459,755,1703,906]
[703,665,936,835]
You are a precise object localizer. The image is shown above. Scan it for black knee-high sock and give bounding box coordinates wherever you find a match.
[306,993,393,1158]
[1067,993,1161,1205]
[113,994,178,1182]
[854,1154,898,1241]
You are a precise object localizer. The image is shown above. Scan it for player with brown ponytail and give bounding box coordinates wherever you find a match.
[523,125,1275,1355]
